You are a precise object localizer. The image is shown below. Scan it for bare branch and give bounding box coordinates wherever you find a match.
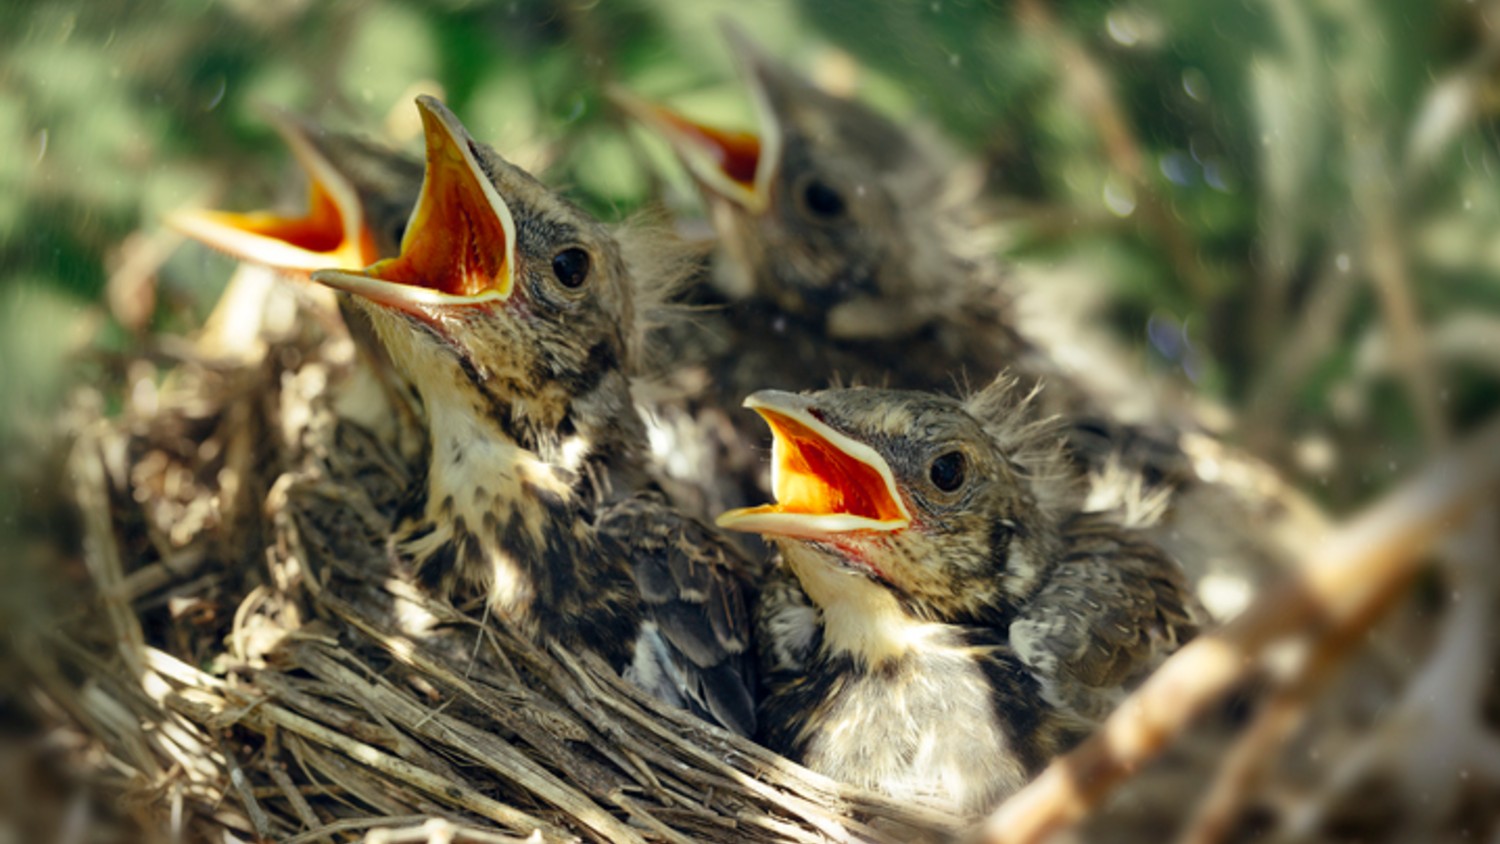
[977,414,1500,844]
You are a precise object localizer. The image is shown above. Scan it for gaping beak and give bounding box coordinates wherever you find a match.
[312,95,516,316]
[610,25,782,213]
[167,110,378,274]
[717,391,911,540]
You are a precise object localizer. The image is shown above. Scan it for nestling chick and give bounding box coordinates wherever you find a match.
[167,110,427,437]
[717,380,1200,812]
[617,25,995,340]
[312,96,756,735]
[168,108,423,278]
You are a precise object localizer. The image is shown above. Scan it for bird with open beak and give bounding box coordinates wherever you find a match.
[614,24,997,340]
[168,111,428,443]
[617,26,1325,610]
[168,109,423,280]
[311,96,756,736]
[716,379,1201,812]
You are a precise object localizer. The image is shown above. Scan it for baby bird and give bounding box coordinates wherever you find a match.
[168,109,422,277]
[618,26,1009,342]
[168,111,426,440]
[716,380,1199,812]
[312,96,756,735]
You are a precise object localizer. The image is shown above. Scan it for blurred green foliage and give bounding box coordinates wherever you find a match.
[2,0,1498,510]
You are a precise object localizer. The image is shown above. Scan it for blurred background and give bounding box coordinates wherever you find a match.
[3,0,1499,838]
[6,0,1499,510]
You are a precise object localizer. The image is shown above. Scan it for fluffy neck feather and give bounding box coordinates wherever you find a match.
[782,542,944,669]
[965,377,1083,529]
[398,376,636,653]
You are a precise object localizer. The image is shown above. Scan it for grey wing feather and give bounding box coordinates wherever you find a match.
[1010,513,1200,722]
[753,562,820,681]
[599,492,757,737]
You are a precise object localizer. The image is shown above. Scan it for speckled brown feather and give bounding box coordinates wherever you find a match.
[743,380,1199,812]
[629,31,1323,606]
[599,491,757,736]
[1010,512,1200,722]
[320,97,756,735]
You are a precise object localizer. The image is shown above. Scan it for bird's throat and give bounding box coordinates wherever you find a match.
[782,543,937,669]
[401,398,588,628]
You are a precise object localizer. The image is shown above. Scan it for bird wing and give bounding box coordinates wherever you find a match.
[753,560,821,680]
[598,491,758,737]
[1009,513,1201,722]
[1064,416,1192,488]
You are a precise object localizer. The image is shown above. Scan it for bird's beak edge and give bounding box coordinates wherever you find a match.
[609,81,777,213]
[716,391,911,539]
[166,114,375,274]
[312,95,516,314]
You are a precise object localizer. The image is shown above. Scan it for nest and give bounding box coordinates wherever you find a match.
[14,269,961,844]
[11,267,1500,844]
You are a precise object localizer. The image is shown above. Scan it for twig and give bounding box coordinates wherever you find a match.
[285,734,413,819]
[1402,0,1500,179]
[266,730,333,844]
[606,792,699,844]
[1243,242,1361,449]
[1173,537,1414,844]
[172,689,572,841]
[361,817,534,844]
[219,734,277,839]
[1327,3,1449,450]
[120,547,209,601]
[69,428,148,675]
[278,815,438,844]
[316,586,651,801]
[1356,177,1446,448]
[288,642,649,844]
[1281,502,1500,838]
[557,648,942,843]
[977,413,1500,844]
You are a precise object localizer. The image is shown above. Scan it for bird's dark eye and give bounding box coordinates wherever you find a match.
[801,178,846,219]
[929,450,967,492]
[551,247,591,290]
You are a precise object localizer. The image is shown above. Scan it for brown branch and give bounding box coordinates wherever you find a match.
[977,413,1500,844]
[1173,531,1416,844]
[1356,173,1446,448]
[266,731,332,844]
[1327,4,1449,450]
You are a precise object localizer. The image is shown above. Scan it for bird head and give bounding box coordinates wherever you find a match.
[168,108,423,275]
[614,24,971,339]
[312,96,638,464]
[717,381,1078,623]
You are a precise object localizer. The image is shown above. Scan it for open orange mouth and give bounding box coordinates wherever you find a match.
[167,111,377,274]
[312,95,515,313]
[610,70,780,213]
[717,391,910,539]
